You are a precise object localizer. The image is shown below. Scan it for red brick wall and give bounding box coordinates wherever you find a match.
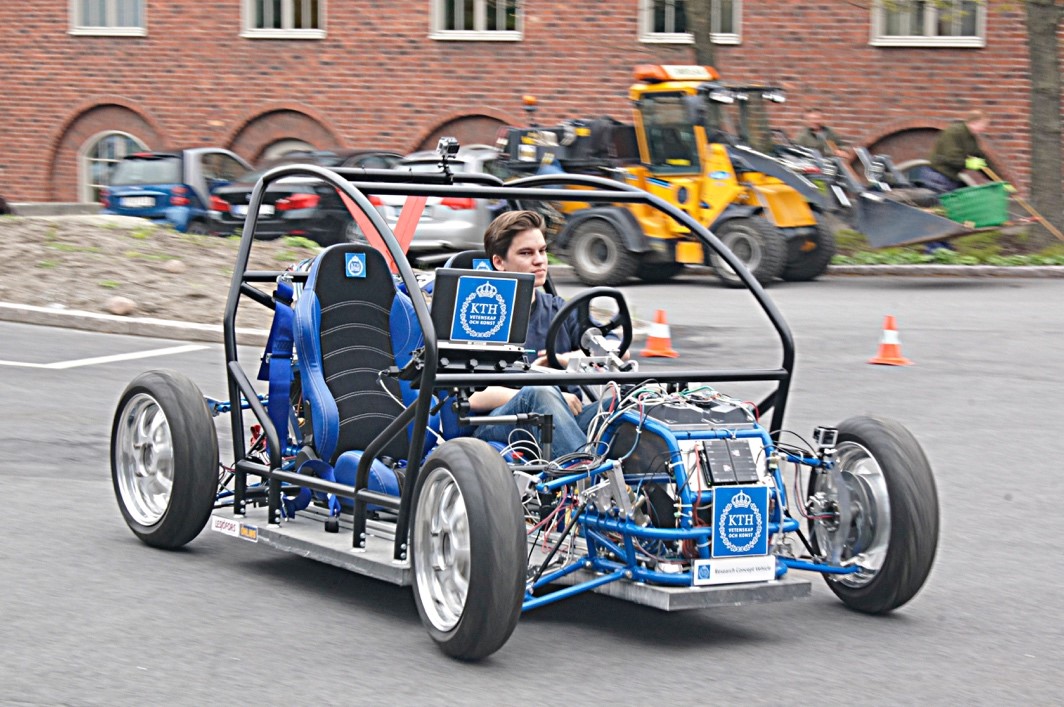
[0,1,1055,201]
[709,1,1045,189]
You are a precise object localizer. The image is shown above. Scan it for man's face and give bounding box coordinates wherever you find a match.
[806,112,823,129]
[493,228,548,288]
[969,118,989,134]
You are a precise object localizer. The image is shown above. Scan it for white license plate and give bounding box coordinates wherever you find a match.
[231,204,274,218]
[121,196,155,208]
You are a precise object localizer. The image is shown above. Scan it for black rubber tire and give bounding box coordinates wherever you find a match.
[636,261,685,283]
[110,370,219,549]
[411,438,525,660]
[567,219,639,286]
[808,416,939,614]
[186,220,210,235]
[781,225,837,282]
[708,218,787,288]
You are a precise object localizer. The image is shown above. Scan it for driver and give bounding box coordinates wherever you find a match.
[468,210,605,459]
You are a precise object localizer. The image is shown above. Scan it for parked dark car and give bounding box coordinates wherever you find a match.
[208,149,403,243]
[100,149,251,233]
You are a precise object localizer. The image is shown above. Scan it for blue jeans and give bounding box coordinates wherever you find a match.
[472,386,603,459]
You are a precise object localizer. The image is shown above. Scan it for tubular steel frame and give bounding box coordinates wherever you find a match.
[220,163,797,566]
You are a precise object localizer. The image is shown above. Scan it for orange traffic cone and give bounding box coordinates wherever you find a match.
[868,315,913,366]
[640,309,679,358]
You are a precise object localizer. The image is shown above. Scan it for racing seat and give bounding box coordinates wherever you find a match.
[293,243,432,511]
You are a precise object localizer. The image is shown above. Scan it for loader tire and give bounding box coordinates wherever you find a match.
[708,218,787,288]
[782,226,837,282]
[568,219,639,287]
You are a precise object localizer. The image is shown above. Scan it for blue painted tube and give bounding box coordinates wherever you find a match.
[592,557,693,586]
[585,530,629,563]
[523,569,627,611]
[780,557,861,575]
[581,514,796,541]
[536,462,613,492]
[530,559,587,591]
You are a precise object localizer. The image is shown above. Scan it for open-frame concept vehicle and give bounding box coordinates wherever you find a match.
[110,150,940,660]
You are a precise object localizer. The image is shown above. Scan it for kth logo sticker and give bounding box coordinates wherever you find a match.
[345,252,367,278]
[450,276,517,343]
[712,486,769,557]
[472,259,492,271]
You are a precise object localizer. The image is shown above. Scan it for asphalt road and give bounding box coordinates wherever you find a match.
[2,274,1062,705]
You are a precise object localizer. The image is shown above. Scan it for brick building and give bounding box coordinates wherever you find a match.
[0,1,1054,204]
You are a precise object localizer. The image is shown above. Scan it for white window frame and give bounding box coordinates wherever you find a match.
[870,0,986,48]
[638,0,741,45]
[242,0,326,40]
[78,130,148,203]
[69,0,146,37]
[430,0,523,41]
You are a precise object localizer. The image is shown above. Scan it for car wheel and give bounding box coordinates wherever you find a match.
[807,416,939,614]
[568,219,639,286]
[411,438,524,660]
[111,370,219,549]
[781,225,837,282]
[342,217,367,244]
[708,218,787,288]
[186,220,210,235]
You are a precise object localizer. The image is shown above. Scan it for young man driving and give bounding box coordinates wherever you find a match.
[467,210,604,458]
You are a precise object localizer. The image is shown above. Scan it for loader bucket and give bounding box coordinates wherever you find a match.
[856,192,967,248]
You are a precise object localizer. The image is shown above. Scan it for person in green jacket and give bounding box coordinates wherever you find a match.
[794,110,848,157]
[920,110,990,194]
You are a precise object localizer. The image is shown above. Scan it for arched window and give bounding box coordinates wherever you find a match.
[261,139,315,161]
[80,131,147,203]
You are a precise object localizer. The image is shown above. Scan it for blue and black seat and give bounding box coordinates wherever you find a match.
[291,243,431,513]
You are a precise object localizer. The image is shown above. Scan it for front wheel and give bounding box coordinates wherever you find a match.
[807,416,939,614]
[567,219,639,286]
[111,370,219,549]
[708,218,787,288]
[781,225,837,282]
[411,438,525,660]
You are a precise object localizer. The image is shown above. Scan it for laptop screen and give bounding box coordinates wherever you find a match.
[430,268,535,345]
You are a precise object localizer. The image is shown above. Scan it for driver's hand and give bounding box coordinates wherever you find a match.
[562,392,583,416]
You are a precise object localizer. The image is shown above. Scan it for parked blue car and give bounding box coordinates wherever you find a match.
[101,148,251,233]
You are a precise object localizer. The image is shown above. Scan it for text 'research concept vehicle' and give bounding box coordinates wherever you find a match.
[109,139,940,660]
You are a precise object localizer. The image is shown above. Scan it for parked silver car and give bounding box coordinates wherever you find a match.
[370,145,517,254]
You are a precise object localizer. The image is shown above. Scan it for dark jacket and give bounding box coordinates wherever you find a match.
[795,126,845,154]
[929,120,984,181]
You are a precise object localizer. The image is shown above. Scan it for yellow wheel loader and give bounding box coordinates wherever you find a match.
[497,65,835,287]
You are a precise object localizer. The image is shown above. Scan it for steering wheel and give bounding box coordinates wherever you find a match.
[545,287,633,369]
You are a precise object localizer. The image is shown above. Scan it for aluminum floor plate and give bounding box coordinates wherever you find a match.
[211,508,812,609]
[210,508,411,586]
[549,569,811,611]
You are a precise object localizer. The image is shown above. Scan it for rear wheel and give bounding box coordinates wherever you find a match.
[568,219,639,286]
[708,218,787,288]
[781,225,837,282]
[807,416,938,614]
[411,438,524,660]
[186,220,210,235]
[111,370,219,549]
[636,261,684,284]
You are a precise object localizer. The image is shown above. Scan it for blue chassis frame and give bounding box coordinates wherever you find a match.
[217,163,857,612]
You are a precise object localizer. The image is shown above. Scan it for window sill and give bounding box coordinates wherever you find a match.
[241,28,326,40]
[429,30,523,41]
[638,32,740,45]
[870,35,985,48]
[69,27,147,37]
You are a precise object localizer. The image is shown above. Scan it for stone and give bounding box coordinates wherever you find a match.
[106,296,137,316]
